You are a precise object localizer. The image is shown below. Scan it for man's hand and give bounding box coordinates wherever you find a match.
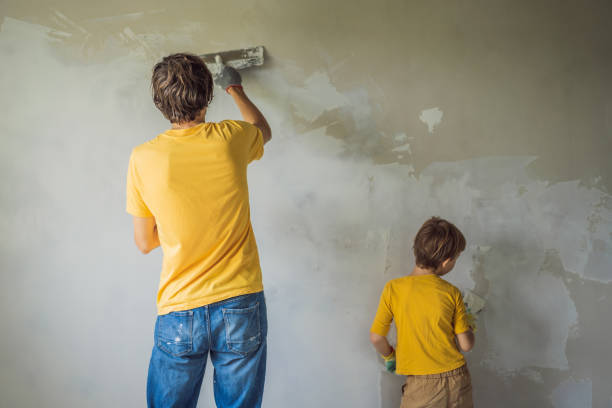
[215,66,242,92]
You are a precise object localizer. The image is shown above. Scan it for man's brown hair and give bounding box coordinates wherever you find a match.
[151,53,214,123]
[413,216,466,270]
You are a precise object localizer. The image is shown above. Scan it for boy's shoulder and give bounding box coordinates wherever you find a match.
[386,275,462,296]
[437,278,463,299]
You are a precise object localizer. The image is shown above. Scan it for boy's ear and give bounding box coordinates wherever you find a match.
[441,258,453,269]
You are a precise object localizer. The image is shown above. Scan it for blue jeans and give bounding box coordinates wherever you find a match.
[147,292,267,408]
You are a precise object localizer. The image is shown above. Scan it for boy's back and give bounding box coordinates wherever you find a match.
[371,274,470,375]
[370,217,474,407]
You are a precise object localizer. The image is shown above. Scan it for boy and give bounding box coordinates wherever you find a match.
[370,217,475,408]
[126,53,271,408]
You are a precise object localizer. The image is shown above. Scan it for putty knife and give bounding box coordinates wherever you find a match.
[462,289,486,314]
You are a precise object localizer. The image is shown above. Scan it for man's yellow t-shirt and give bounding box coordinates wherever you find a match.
[370,275,471,375]
[126,120,264,315]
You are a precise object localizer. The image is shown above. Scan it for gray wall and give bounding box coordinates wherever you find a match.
[1,1,610,407]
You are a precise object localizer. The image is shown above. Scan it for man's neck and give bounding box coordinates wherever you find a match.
[171,120,205,130]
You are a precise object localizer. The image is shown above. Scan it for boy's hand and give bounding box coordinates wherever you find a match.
[215,66,242,92]
[381,348,396,373]
[466,310,478,333]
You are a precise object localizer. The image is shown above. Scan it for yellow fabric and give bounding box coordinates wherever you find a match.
[371,275,471,375]
[126,120,264,315]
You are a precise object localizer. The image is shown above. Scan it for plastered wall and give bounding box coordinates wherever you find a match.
[1,1,611,407]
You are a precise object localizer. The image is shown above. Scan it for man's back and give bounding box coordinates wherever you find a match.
[127,120,264,314]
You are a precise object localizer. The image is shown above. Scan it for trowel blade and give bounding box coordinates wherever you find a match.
[199,45,264,76]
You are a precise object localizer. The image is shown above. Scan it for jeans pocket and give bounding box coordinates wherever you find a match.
[156,310,193,357]
[222,302,261,356]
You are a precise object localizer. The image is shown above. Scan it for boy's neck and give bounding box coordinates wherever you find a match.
[410,265,439,277]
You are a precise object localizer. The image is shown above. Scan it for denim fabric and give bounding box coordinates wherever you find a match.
[147,292,267,408]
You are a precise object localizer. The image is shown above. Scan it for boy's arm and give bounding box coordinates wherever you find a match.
[133,216,160,254]
[370,282,396,372]
[453,289,475,351]
[456,330,475,352]
[369,332,393,357]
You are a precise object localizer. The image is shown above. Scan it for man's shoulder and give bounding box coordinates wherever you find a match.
[217,119,256,133]
[131,136,162,155]
[218,119,252,127]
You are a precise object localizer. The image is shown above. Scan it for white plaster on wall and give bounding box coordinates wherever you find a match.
[289,71,349,122]
[419,107,443,133]
[391,143,412,154]
[551,378,592,408]
[393,132,408,143]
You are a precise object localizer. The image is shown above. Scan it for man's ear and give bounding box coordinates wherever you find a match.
[198,107,207,120]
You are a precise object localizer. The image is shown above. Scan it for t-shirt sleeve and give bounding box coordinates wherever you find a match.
[453,290,471,334]
[370,282,394,336]
[126,151,153,217]
[227,120,264,164]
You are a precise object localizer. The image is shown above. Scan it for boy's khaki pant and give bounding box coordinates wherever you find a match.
[400,365,473,408]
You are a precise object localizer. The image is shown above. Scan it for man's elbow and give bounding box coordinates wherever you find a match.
[134,238,153,254]
[255,122,272,144]
[262,126,272,144]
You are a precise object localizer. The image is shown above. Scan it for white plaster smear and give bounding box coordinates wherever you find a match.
[551,378,592,408]
[393,132,408,143]
[419,107,444,133]
[289,71,349,122]
[2,17,612,407]
[392,143,412,154]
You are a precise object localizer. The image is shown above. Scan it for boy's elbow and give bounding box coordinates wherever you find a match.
[460,342,475,352]
[369,332,383,345]
[456,331,475,352]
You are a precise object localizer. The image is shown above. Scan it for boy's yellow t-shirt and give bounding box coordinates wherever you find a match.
[370,275,471,375]
[126,120,264,315]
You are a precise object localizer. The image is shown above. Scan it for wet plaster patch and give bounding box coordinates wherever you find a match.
[419,107,443,133]
[479,246,577,371]
[551,377,592,408]
[563,272,612,407]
